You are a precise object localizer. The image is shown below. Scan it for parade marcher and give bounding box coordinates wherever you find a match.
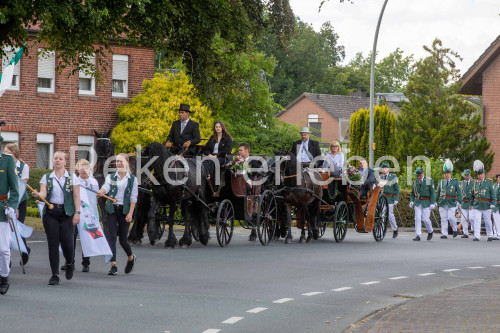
[0,135,20,295]
[4,143,30,264]
[380,162,400,238]
[410,166,436,241]
[97,153,138,275]
[202,120,233,190]
[291,127,321,167]
[357,158,375,199]
[322,141,344,177]
[459,169,474,238]
[470,160,496,241]
[164,103,201,156]
[32,152,80,285]
[436,160,462,239]
[492,173,500,240]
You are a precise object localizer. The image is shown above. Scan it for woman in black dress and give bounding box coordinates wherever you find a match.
[202,121,233,191]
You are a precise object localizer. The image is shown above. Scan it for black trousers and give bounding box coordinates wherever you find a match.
[18,200,29,250]
[73,226,90,266]
[42,207,74,275]
[107,206,133,262]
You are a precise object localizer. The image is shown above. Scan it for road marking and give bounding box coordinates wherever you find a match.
[418,273,435,276]
[273,298,294,304]
[302,292,324,296]
[222,317,243,324]
[332,287,352,292]
[246,307,268,314]
[443,269,460,272]
[492,265,500,267]
[360,281,380,285]
[27,241,47,243]
[202,330,220,333]
[468,266,485,269]
[389,276,408,280]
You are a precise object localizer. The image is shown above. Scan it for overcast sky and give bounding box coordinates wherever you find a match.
[288,0,500,75]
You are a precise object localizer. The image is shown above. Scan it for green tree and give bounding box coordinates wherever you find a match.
[111,70,214,153]
[396,38,494,171]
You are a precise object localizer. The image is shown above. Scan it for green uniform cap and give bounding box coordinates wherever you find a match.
[381,162,389,168]
[414,166,424,175]
[462,169,471,177]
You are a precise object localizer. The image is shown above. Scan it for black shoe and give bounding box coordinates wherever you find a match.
[392,230,398,239]
[248,230,257,242]
[473,237,480,241]
[21,247,31,265]
[108,265,118,276]
[125,254,136,274]
[413,235,420,241]
[48,275,60,285]
[427,232,433,241]
[82,265,89,273]
[61,265,67,271]
[461,234,469,239]
[65,263,74,280]
[0,276,9,295]
[453,231,458,238]
[440,235,448,239]
[488,237,493,242]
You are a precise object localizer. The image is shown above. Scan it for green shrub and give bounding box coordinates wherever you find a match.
[395,189,441,229]
[26,206,41,218]
[27,168,51,208]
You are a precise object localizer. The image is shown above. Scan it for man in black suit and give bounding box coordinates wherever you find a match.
[291,127,321,167]
[358,158,375,199]
[165,103,201,156]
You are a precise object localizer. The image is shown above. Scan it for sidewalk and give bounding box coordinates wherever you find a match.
[346,279,500,332]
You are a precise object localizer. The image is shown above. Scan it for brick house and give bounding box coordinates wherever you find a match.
[277,91,402,146]
[460,35,500,176]
[0,31,154,169]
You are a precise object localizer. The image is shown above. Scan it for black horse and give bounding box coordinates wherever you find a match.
[141,142,209,247]
[273,150,322,244]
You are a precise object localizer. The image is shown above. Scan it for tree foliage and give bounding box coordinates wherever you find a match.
[349,105,396,161]
[111,70,214,153]
[396,39,494,172]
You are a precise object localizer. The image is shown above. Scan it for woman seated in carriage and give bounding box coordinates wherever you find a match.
[202,121,233,190]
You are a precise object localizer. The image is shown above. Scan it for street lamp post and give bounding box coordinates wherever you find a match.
[369,0,389,168]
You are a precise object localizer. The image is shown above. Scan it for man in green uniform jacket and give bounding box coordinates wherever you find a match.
[410,166,436,241]
[436,160,462,239]
[380,162,400,238]
[459,169,474,238]
[491,174,500,240]
[471,163,496,241]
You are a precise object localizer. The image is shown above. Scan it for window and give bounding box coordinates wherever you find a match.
[308,113,321,138]
[0,131,19,152]
[77,135,95,163]
[38,49,55,93]
[37,133,54,169]
[112,54,128,97]
[1,47,21,90]
[79,55,95,95]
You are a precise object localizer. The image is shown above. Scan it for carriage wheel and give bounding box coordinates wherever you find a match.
[333,201,348,243]
[216,199,234,247]
[318,207,334,238]
[257,190,277,246]
[372,194,389,242]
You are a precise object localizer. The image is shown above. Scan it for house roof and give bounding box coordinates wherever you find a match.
[460,35,500,95]
[278,92,401,120]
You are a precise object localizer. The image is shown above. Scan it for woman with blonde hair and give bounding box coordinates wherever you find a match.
[97,153,138,275]
[322,141,344,177]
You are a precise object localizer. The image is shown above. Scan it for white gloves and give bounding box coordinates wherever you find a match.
[394,201,398,206]
[409,202,414,208]
[456,202,461,209]
[5,207,16,220]
[491,205,495,210]
[430,204,436,210]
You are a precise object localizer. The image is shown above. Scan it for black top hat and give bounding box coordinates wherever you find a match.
[177,103,192,113]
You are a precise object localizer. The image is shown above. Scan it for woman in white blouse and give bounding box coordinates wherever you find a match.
[97,153,138,276]
[322,141,344,177]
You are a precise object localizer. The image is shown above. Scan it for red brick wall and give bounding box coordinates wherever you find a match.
[0,37,154,167]
[483,54,500,177]
[278,98,339,144]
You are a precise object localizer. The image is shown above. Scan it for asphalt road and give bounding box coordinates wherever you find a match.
[1,227,500,333]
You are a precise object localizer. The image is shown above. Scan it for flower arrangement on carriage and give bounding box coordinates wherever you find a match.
[345,166,361,182]
[227,155,251,174]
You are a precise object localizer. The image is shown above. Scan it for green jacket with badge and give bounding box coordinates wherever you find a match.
[410,177,436,208]
[0,150,20,222]
[436,178,462,208]
[382,173,400,204]
[460,179,474,210]
[493,183,500,214]
[472,179,496,210]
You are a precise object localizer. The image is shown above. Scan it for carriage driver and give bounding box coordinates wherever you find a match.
[291,127,321,167]
[164,103,201,156]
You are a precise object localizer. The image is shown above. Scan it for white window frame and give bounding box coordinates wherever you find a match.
[38,49,55,93]
[37,133,54,169]
[77,135,95,166]
[112,54,128,97]
[1,131,19,153]
[2,47,20,91]
[307,114,319,126]
[79,55,95,95]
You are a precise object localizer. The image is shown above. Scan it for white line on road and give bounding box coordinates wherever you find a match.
[468,266,485,269]
[302,292,324,296]
[360,281,380,285]
[273,298,294,304]
[332,287,352,292]
[202,330,220,333]
[389,276,408,280]
[492,265,500,267]
[418,273,435,276]
[222,317,244,324]
[443,269,460,272]
[246,307,268,314]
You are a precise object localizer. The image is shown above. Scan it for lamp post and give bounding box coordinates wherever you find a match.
[368,0,389,168]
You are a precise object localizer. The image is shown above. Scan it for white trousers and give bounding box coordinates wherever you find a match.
[388,204,397,231]
[461,209,472,235]
[0,221,11,278]
[414,206,433,237]
[493,212,500,237]
[471,209,493,240]
[439,207,457,236]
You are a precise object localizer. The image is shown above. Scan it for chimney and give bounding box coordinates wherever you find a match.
[350,88,367,98]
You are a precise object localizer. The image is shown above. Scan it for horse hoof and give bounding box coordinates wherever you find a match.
[180,244,188,248]
[306,237,312,243]
[150,240,156,246]
[299,238,305,244]
[285,238,292,244]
